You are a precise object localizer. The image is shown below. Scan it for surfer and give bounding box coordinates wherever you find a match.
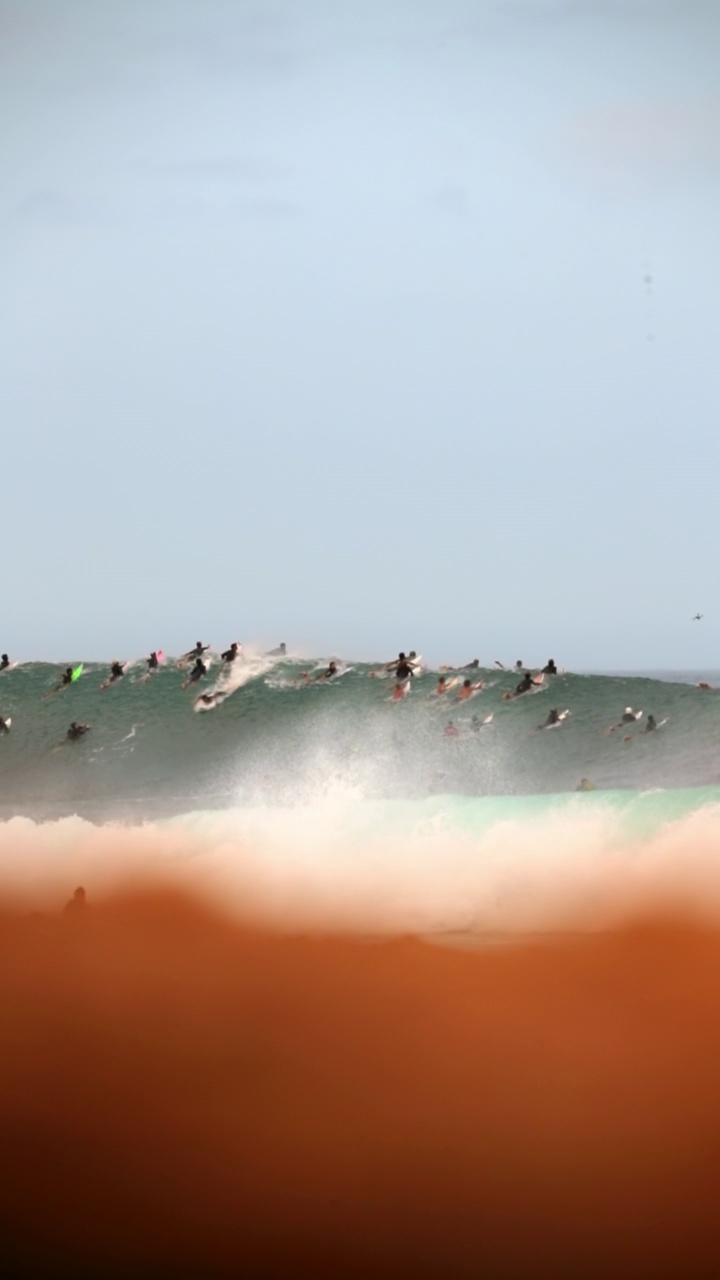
[542,659,558,675]
[147,652,160,671]
[267,643,287,657]
[621,708,641,724]
[54,667,74,692]
[462,658,480,670]
[395,656,415,680]
[67,722,90,742]
[435,676,451,695]
[539,708,568,729]
[514,671,537,695]
[643,714,658,733]
[0,654,9,671]
[108,661,125,682]
[182,641,209,663]
[195,691,226,709]
[221,643,241,663]
[184,658,207,687]
[0,716,10,733]
[457,678,483,701]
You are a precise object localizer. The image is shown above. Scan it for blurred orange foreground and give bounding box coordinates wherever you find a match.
[2,888,720,1277]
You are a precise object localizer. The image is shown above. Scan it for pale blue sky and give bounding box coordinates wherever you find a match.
[2,0,719,666]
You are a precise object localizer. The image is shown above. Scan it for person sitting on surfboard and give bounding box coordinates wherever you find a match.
[221,643,240,663]
[0,654,10,671]
[67,722,90,741]
[541,709,561,728]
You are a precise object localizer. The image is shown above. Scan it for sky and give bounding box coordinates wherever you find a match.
[2,0,720,666]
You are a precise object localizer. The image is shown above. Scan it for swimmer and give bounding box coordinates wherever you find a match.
[67,722,90,742]
[444,720,460,737]
[542,659,558,675]
[457,678,484,701]
[64,886,88,916]
[221,642,240,663]
[435,676,450,695]
[392,678,411,701]
[0,654,9,671]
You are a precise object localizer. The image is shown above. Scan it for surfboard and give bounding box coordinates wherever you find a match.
[71,664,83,683]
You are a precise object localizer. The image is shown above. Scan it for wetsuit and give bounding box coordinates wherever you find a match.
[515,674,533,694]
[396,660,413,680]
[0,655,9,671]
[188,660,207,684]
[542,661,558,675]
[221,646,239,663]
[110,662,124,680]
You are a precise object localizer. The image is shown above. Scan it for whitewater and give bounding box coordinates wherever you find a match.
[1,652,720,931]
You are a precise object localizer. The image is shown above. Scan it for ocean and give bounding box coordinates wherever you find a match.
[1,652,719,930]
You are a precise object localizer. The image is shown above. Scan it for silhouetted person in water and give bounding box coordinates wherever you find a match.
[67,722,90,742]
[0,654,9,670]
[64,886,87,916]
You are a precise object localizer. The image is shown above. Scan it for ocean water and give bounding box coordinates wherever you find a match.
[1,653,720,929]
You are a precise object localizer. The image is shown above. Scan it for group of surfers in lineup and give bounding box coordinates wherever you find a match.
[0,641,287,743]
[0,643,664,746]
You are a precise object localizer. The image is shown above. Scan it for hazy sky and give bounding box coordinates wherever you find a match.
[2,0,719,665]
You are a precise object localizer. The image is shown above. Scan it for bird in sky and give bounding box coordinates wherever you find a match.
[692,613,703,621]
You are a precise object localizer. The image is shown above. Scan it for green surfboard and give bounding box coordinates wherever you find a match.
[71,664,84,683]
